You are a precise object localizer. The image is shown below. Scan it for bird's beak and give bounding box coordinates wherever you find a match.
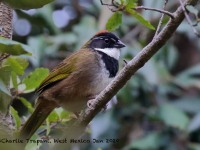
[115,40,126,48]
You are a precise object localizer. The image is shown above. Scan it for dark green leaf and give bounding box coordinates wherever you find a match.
[186,5,198,16]
[54,108,71,122]
[25,135,42,150]
[0,37,31,55]
[47,111,59,122]
[22,68,49,90]
[2,57,29,75]
[3,0,54,9]
[125,0,137,8]
[174,64,200,88]
[0,91,12,112]
[106,12,122,31]
[188,112,200,132]
[0,66,11,85]
[124,132,160,150]
[10,106,21,130]
[0,79,11,96]
[126,8,155,30]
[11,72,18,89]
[173,97,200,114]
[159,103,189,130]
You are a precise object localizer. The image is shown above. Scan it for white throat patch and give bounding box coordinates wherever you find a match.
[95,48,120,60]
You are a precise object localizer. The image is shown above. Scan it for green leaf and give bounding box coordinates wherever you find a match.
[0,66,11,85]
[125,0,138,8]
[10,106,21,130]
[11,72,18,89]
[47,111,59,122]
[0,91,12,112]
[186,5,198,16]
[54,108,71,122]
[159,103,189,130]
[25,135,42,150]
[106,12,122,31]
[126,8,155,30]
[173,97,200,114]
[0,79,11,96]
[2,57,29,75]
[22,68,49,90]
[188,112,200,132]
[174,64,200,88]
[3,0,54,9]
[0,37,31,55]
[37,5,60,34]
[124,132,160,150]
[46,110,60,135]
[18,97,34,113]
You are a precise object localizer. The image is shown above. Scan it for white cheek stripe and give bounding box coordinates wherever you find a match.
[95,48,120,60]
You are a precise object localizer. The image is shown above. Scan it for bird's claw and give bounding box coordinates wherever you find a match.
[87,99,96,109]
[87,99,107,111]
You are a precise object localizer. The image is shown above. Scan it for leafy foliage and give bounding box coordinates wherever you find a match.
[105,0,155,30]
[0,37,31,55]
[3,0,54,9]
[159,103,189,130]
[22,68,49,91]
[125,8,155,30]
[106,12,122,31]
[10,106,21,130]
[124,132,160,150]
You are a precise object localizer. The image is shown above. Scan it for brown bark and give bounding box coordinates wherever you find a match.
[0,2,13,137]
[0,2,13,63]
[0,2,13,39]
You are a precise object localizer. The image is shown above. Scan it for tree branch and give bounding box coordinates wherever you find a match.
[0,2,13,63]
[153,0,169,38]
[0,2,13,39]
[100,0,174,18]
[178,0,200,38]
[133,6,174,19]
[54,0,198,149]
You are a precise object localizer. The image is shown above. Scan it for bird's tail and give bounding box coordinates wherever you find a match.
[20,98,55,140]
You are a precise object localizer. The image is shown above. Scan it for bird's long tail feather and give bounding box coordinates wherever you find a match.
[20,98,55,140]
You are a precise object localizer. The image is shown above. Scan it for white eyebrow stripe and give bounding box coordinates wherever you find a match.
[111,38,116,42]
[93,36,104,40]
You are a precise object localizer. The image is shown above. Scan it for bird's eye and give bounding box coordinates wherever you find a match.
[104,39,110,44]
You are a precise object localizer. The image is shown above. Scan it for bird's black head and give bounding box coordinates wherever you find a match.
[89,30,126,49]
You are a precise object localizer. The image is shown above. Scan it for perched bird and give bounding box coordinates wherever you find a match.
[20,30,126,140]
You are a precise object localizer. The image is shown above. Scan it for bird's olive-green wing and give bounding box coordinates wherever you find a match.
[36,56,78,94]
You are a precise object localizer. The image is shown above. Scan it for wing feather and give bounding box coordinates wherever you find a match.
[36,49,95,94]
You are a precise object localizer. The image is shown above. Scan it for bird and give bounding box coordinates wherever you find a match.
[20,30,126,140]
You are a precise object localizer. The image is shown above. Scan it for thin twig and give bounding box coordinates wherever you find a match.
[100,0,174,17]
[178,0,200,38]
[153,0,169,38]
[0,53,10,63]
[100,0,114,6]
[134,6,174,19]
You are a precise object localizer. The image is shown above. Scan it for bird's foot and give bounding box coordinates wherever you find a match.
[87,98,107,111]
[87,99,96,110]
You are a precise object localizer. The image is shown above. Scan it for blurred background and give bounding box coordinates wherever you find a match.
[10,0,200,149]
